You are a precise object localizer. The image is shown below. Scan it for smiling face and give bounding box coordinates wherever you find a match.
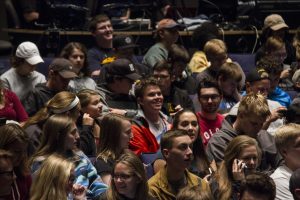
[113,163,140,198]
[64,123,80,151]
[93,20,113,42]
[138,85,163,114]
[176,112,199,142]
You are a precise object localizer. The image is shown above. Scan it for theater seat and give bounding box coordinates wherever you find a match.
[229,53,255,75]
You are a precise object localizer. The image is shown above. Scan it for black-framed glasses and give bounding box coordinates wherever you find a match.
[113,173,134,181]
[199,94,220,101]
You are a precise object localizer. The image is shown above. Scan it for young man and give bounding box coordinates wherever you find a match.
[87,14,114,77]
[129,77,171,155]
[257,58,291,107]
[143,18,180,68]
[0,41,46,104]
[239,172,276,200]
[196,79,224,147]
[271,123,300,200]
[153,61,194,116]
[24,58,78,116]
[148,129,210,199]
[217,62,243,114]
[207,93,282,171]
[98,58,141,116]
[229,69,285,135]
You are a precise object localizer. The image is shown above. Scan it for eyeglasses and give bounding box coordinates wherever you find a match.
[153,74,170,79]
[0,170,14,177]
[113,173,134,181]
[199,94,220,101]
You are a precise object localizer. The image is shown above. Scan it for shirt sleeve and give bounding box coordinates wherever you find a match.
[8,90,29,122]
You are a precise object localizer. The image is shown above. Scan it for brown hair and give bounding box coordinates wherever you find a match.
[89,14,110,32]
[217,62,243,82]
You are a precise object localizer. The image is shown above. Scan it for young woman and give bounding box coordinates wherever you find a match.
[173,109,216,178]
[0,123,31,200]
[30,114,107,199]
[154,109,215,178]
[23,91,81,155]
[30,154,86,200]
[0,80,28,123]
[95,113,132,185]
[100,152,154,200]
[77,89,104,157]
[210,135,262,200]
[60,42,97,92]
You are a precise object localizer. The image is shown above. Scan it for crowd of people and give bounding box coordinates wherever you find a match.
[1,11,300,200]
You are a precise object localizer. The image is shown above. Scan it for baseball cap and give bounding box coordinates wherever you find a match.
[106,58,141,80]
[113,35,139,50]
[49,58,78,79]
[246,69,270,83]
[263,14,288,31]
[157,18,181,30]
[16,42,44,65]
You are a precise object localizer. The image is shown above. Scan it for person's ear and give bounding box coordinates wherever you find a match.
[280,148,289,159]
[162,148,169,159]
[137,97,143,106]
[158,30,164,39]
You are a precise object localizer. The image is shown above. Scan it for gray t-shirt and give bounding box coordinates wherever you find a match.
[143,43,168,68]
[0,68,46,103]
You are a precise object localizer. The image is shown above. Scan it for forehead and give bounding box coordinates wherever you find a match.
[143,85,161,94]
[239,145,257,155]
[114,162,131,172]
[179,112,197,121]
[172,135,192,146]
[71,48,84,55]
[96,20,111,28]
[200,87,219,95]
[153,69,170,75]
[251,79,270,86]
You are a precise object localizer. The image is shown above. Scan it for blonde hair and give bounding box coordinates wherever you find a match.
[77,89,101,108]
[107,152,149,200]
[30,154,74,200]
[274,123,300,155]
[216,135,262,200]
[238,93,270,119]
[23,91,79,128]
[293,28,300,61]
[30,114,75,164]
[204,39,227,59]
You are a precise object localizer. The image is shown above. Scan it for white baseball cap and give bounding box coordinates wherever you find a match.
[16,42,44,65]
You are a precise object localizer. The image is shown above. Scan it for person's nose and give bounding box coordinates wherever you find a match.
[207,97,213,103]
[75,130,80,140]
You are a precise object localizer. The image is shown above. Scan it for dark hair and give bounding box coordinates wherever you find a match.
[191,22,220,50]
[168,44,190,63]
[173,109,211,176]
[153,60,172,75]
[134,76,161,99]
[256,57,283,76]
[197,78,222,98]
[290,168,300,200]
[240,172,276,200]
[60,42,90,76]
[89,14,110,32]
[10,56,25,68]
[160,129,189,151]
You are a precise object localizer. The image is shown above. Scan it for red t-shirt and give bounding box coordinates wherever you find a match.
[196,112,224,147]
[0,89,28,122]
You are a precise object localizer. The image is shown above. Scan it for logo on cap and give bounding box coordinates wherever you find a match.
[129,64,135,72]
[125,37,132,44]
